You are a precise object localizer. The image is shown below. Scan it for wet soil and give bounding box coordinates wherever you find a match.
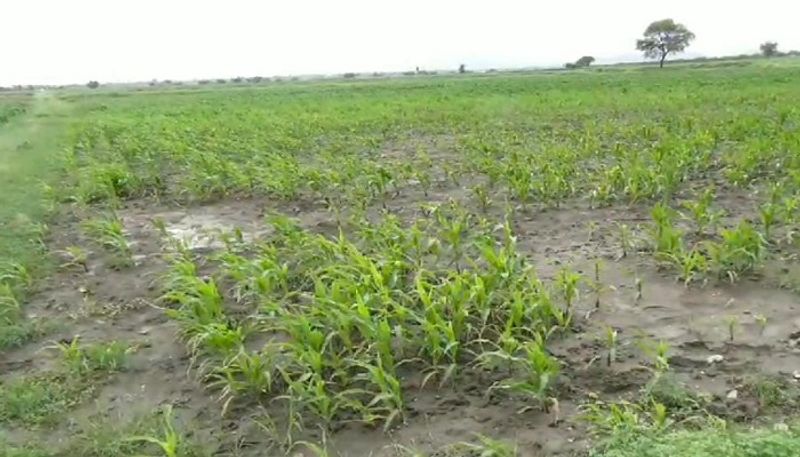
[3,171,800,456]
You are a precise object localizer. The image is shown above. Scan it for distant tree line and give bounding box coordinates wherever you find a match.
[565,56,595,69]
[563,19,798,71]
[79,22,800,87]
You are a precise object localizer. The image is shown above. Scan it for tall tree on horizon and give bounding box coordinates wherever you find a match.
[636,19,695,68]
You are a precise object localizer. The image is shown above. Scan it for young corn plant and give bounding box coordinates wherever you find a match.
[276,370,347,430]
[51,337,133,375]
[471,183,493,213]
[354,357,404,431]
[640,339,671,373]
[435,202,472,268]
[186,322,247,361]
[782,194,799,226]
[414,168,433,197]
[151,217,169,238]
[83,340,133,373]
[726,315,739,342]
[555,267,581,311]
[161,255,226,330]
[649,203,684,261]
[508,166,534,210]
[0,283,21,324]
[493,340,560,412]
[367,166,395,208]
[459,435,518,457]
[754,314,768,337]
[581,401,645,436]
[82,213,134,269]
[582,400,671,436]
[587,221,599,243]
[0,261,33,293]
[443,163,461,187]
[292,436,336,457]
[604,326,618,367]
[52,337,85,375]
[682,187,722,235]
[667,248,709,286]
[651,401,670,431]
[706,221,766,282]
[653,340,671,373]
[58,246,90,272]
[758,201,780,242]
[590,261,608,309]
[127,405,181,457]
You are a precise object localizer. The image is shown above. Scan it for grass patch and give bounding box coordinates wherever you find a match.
[741,375,800,413]
[0,318,53,350]
[0,93,69,275]
[587,377,800,457]
[0,374,95,426]
[3,406,213,457]
[592,424,800,457]
[0,441,50,457]
[0,340,132,426]
[643,374,708,414]
[0,92,72,350]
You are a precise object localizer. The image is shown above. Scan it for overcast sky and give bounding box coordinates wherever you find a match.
[3,0,799,85]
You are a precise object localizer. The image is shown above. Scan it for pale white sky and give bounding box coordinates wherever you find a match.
[3,0,799,85]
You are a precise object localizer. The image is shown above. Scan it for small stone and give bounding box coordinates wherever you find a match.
[138,327,150,335]
[774,423,790,432]
[707,354,725,364]
[793,370,800,380]
[726,389,738,400]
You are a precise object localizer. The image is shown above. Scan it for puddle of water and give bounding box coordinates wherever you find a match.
[164,213,267,249]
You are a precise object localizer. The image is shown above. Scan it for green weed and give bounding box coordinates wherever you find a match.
[82,213,133,268]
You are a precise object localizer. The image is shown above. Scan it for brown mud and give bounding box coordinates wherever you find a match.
[3,174,800,456]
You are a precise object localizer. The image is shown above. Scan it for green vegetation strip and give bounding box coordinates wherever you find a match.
[0,339,131,426]
[594,425,800,457]
[0,92,72,349]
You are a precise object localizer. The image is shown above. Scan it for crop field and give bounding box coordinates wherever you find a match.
[2,61,800,456]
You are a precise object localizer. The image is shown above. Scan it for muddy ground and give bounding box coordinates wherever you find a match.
[4,166,800,457]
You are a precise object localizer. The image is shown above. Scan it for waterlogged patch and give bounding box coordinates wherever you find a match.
[119,202,272,252]
[162,213,267,250]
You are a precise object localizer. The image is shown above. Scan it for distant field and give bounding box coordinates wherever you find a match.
[2,62,800,456]
[0,94,30,125]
